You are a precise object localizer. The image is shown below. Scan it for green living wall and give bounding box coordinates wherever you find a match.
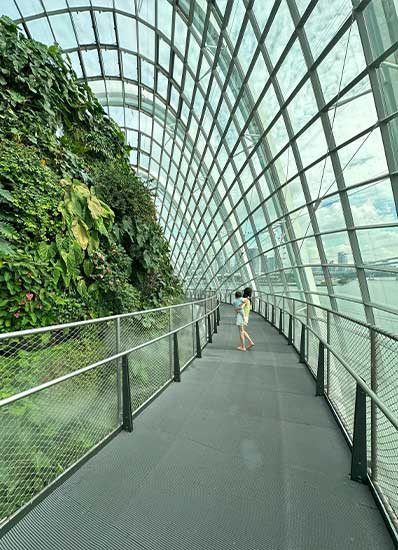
[0,16,181,332]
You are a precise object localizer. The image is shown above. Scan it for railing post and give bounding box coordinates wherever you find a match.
[115,317,123,425]
[370,328,378,482]
[173,332,181,382]
[299,322,306,363]
[279,308,283,334]
[351,382,368,483]
[214,309,218,334]
[191,303,195,358]
[265,301,268,321]
[122,355,133,432]
[217,302,220,325]
[196,320,202,358]
[207,314,213,344]
[316,341,325,396]
[288,314,293,345]
[306,303,310,363]
[326,310,331,395]
[292,300,296,343]
[271,305,275,325]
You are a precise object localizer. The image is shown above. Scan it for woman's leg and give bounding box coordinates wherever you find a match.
[243,327,254,347]
[237,326,246,350]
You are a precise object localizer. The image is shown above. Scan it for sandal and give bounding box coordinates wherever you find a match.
[237,346,246,351]
[247,342,255,349]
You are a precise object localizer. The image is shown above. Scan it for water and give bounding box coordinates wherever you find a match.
[259,279,398,335]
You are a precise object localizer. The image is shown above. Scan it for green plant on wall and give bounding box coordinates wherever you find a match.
[0,15,182,332]
[0,15,184,524]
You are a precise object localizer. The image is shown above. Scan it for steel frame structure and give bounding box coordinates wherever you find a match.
[4,0,398,332]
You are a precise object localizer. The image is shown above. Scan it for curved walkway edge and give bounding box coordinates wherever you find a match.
[0,306,394,550]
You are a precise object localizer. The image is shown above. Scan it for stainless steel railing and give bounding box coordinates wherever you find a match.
[0,294,220,529]
[221,288,398,537]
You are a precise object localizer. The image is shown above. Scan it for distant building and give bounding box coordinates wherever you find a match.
[337,252,349,265]
[267,256,276,273]
[247,247,261,274]
[261,255,268,273]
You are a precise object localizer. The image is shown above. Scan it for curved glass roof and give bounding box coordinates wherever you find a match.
[3,0,398,331]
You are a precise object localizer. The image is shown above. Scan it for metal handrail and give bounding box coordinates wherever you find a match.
[221,288,398,342]
[0,301,219,409]
[0,294,214,341]
[221,289,398,429]
[220,289,398,535]
[0,294,220,530]
[303,317,398,431]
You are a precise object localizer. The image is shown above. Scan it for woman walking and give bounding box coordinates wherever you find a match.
[233,291,246,351]
[242,287,255,349]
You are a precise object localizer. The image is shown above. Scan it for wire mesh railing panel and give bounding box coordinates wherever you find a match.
[307,330,318,376]
[172,305,195,367]
[375,333,398,421]
[0,360,119,523]
[375,407,398,526]
[119,310,170,353]
[283,311,290,338]
[294,318,301,350]
[0,321,116,400]
[128,338,171,412]
[171,305,194,368]
[373,333,398,524]
[308,306,328,341]
[170,304,192,331]
[250,291,398,536]
[192,302,206,347]
[327,354,356,438]
[329,314,371,385]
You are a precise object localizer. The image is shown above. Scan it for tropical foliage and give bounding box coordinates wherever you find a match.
[0,16,181,332]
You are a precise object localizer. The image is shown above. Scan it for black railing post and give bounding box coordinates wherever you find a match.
[316,341,325,396]
[299,323,306,363]
[173,332,181,382]
[279,309,283,334]
[207,314,213,343]
[195,321,202,358]
[122,355,133,432]
[288,314,293,345]
[217,303,220,325]
[351,383,368,483]
[271,305,275,325]
[265,302,268,321]
[214,309,218,334]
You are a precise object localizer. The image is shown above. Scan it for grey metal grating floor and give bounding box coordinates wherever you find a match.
[0,306,394,549]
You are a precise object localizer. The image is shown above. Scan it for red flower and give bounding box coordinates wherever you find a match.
[15,311,20,318]
[25,292,34,301]
[20,300,26,305]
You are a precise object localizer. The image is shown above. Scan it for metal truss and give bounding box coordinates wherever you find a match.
[6,0,398,331]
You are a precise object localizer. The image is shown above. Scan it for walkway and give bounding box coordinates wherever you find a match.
[0,307,394,549]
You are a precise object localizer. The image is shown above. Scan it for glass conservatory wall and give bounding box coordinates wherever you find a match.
[4,0,398,333]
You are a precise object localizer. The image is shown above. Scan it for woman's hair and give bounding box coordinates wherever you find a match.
[235,291,242,298]
[243,287,252,301]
